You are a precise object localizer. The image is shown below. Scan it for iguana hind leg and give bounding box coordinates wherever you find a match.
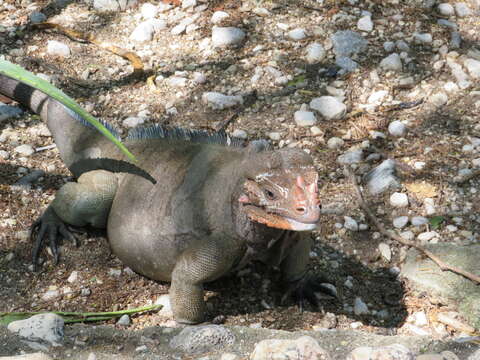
[32,170,118,268]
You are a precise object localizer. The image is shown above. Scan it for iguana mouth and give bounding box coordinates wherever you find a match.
[243,205,317,231]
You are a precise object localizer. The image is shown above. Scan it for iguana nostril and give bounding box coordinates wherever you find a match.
[296,207,306,214]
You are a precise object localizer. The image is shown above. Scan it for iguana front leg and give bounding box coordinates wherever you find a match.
[170,238,241,324]
[281,233,337,309]
[32,170,118,269]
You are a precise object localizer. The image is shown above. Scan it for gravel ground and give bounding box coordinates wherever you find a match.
[1,0,480,342]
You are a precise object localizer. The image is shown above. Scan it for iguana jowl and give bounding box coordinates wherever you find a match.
[1,74,332,324]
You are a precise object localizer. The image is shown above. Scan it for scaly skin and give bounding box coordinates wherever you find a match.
[1,74,332,323]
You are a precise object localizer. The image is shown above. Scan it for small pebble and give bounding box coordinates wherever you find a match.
[378,243,392,261]
[357,15,373,32]
[388,120,406,137]
[327,137,344,149]
[232,129,247,139]
[287,28,307,41]
[294,111,317,127]
[393,216,409,229]
[411,216,428,226]
[454,2,472,17]
[47,40,70,57]
[212,27,245,47]
[306,42,326,64]
[380,53,402,71]
[211,11,230,24]
[438,3,455,16]
[417,231,438,242]
[354,297,369,315]
[344,216,359,231]
[390,192,408,207]
[117,314,131,326]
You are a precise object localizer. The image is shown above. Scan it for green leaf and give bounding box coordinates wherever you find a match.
[0,304,162,325]
[287,74,306,87]
[429,216,445,229]
[0,59,136,162]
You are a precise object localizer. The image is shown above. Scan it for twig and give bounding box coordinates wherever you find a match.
[345,167,480,284]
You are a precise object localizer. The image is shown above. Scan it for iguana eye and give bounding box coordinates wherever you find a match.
[264,189,276,200]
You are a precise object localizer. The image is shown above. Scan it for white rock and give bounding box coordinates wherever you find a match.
[383,41,395,52]
[140,3,158,19]
[42,289,59,301]
[287,28,307,41]
[305,42,326,64]
[380,53,402,71]
[354,297,369,315]
[401,231,415,241]
[337,149,363,164]
[344,216,359,231]
[464,58,480,78]
[167,76,188,87]
[390,192,408,207]
[393,216,409,229]
[268,132,281,141]
[211,11,230,24]
[413,311,428,326]
[94,0,137,11]
[430,92,449,106]
[212,27,245,47]
[444,81,459,92]
[463,144,474,152]
[116,314,131,326]
[171,23,187,36]
[414,33,433,44]
[309,96,346,120]
[411,216,428,226]
[47,40,70,57]
[388,120,406,137]
[155,294,173,316]
[8,313,64,345]
[0,150,9,159]
[446,225,458,232]
[14,144,34,156]
[130,21,154,42]
[455,2,472,17]
[202,92,243,110]
[232,129,247,139]
[182,0,196,8]
[367,90,388,105]
[417,231,438,241]
[414,161,425,170]
[193,72,207,84]
[123,116,145,128]
[294,111,317,127]
[310,126,323,136]
[357,15,373,32]
[438,3,455,16]
[378,243,392,261]
[67,271,78,283]
[327,137,344,149]
[424,198,436,215]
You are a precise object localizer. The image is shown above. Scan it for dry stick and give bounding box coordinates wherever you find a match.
[345,167,480,285]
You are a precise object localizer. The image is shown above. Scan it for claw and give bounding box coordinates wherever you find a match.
[284,274,338,311]
[30,206,77,270]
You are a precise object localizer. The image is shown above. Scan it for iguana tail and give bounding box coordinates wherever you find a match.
[0,73,156,184]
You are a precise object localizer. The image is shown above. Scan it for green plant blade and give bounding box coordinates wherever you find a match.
[0,59,136,162]
[0,304,162,325]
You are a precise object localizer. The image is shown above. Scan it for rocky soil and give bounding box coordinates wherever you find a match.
[1,0,480,358]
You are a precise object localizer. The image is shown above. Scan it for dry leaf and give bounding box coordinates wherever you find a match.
[405,182,437,199]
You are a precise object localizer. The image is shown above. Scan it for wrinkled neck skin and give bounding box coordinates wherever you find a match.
[230,175,296,268]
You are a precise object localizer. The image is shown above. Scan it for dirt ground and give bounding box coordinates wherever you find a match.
[1,0,480,341]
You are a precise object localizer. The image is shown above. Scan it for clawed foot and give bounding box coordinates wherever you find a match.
[30,207,78,270]
[283,275,338,311]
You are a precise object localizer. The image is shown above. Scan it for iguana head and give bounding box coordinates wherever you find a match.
[239,147,320,231]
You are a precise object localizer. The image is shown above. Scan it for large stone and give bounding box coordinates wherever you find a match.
[309,96,346,120]
[212,27,245,47]
[170,325,235,354]
[331,30,368,57]
[8,313,64,346]
[401,244,480,329]
[251,336,330,360]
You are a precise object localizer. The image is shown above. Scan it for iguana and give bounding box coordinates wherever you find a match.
[1,74,333,324]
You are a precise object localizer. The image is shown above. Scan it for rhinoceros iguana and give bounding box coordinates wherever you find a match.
[1,73,333,324]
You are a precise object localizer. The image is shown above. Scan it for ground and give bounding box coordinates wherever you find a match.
[1,0,480,343]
